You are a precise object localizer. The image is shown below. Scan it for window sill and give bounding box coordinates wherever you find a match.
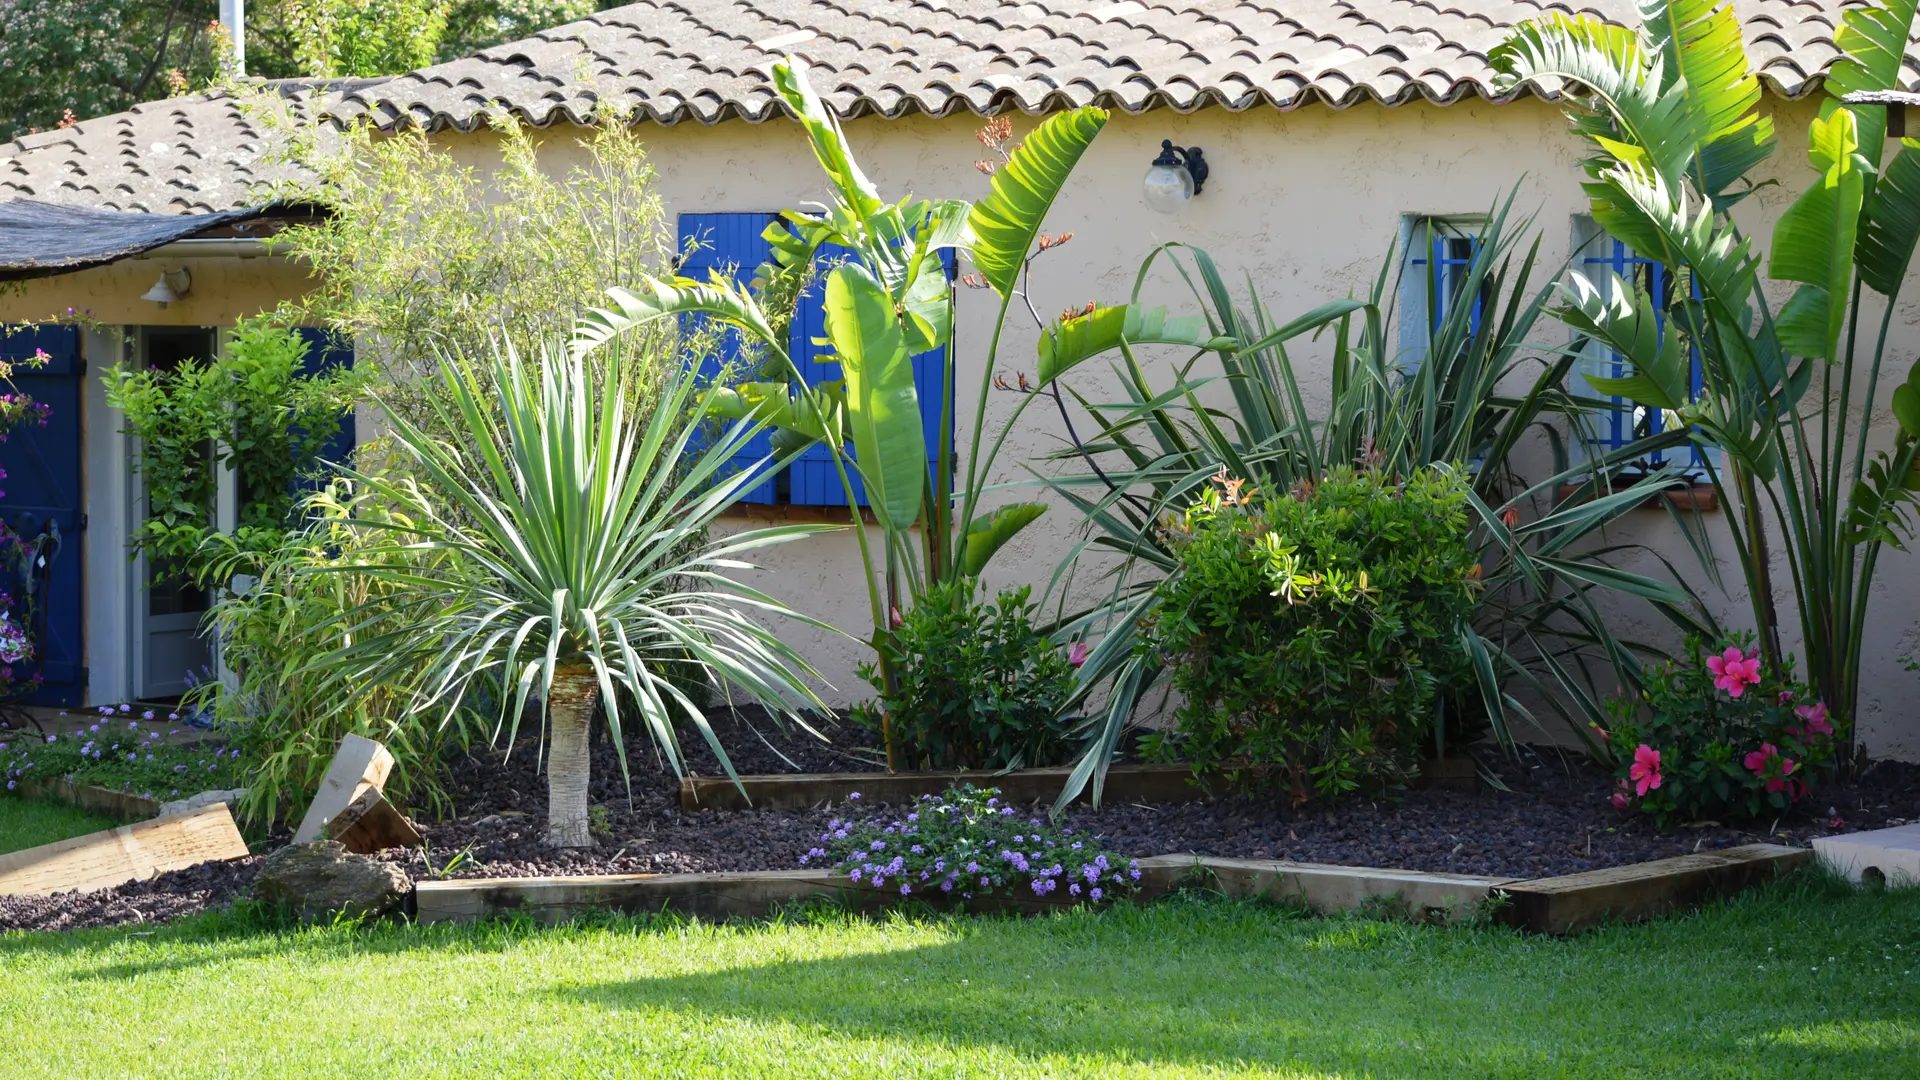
[1554,481,1718,513]
[717,502,880,525]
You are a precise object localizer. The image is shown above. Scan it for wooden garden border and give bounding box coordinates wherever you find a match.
[414,844,1809,934]
[16,778,163,822]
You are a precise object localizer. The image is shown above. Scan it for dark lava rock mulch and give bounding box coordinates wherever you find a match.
[0,857,260,933]
[6,709,1916,934]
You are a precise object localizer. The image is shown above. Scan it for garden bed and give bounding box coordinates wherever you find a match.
[4,715,1913,935]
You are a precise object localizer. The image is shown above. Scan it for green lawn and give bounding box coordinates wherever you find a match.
[1,874,1915,1078]
[0,797,118,855]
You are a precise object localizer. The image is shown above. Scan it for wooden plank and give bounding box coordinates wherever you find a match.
[291,734,394,844]
[1138,854,1508,923]
[1497,843,1811,935]
[0,803,250,897]
[678,763,1219,812]
[17,778,163,823]
[327,786,423,854]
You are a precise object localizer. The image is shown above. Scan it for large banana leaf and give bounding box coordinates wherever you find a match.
[1636,0,1774,197]
[1586,161,1756,310]
[1822,0,1920,165]
[967,108,1108,297]
[959,502,1048,576]
[1770,108,1866,360]
[824,262,924,531]
[769,56,886,224]
[1035,304,1234,385]
[1858,141,1920,296]
[705,381,837,445]
[1556,271,1694,408]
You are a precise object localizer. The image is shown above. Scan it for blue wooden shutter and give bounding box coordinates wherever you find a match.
[788,246,954,507]
[294,328,356,492]
[678,212,779,503]
[0,325,85,705]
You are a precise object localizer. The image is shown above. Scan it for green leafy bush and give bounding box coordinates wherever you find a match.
[1144,467,1480,803]
[1601,633,1842,826]
[859,578,1078,770]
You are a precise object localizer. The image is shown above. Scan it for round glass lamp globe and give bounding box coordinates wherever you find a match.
[1142,163,1192,214]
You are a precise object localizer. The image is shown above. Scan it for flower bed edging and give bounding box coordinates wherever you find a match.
[1493,843,1811,934]
[16,778,163,823]
[414,847,1802,933]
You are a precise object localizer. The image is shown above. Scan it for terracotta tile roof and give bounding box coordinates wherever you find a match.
[0,1,1906,214]
[327,0,1904,130]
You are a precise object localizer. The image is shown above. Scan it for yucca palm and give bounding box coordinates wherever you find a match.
[311,333,830,847]
[1493,0,1920,748]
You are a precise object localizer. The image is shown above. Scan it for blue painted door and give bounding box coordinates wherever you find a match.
[0,325,85,705]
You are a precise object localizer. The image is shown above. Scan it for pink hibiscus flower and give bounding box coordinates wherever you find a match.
[1067,642,1091,668]
[1705,646,1763,698]
[1630,744,1663,796]
[1794,701,1834,737]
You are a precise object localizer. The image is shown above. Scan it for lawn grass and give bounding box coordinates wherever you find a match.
[1,872,1915,1078]
[0,796,119,856]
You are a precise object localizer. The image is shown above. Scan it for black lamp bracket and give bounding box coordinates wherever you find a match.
[1152,139,1208,196]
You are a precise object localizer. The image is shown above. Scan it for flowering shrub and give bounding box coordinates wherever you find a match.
[1,705,244,800]
[1601,633,1841,825]
[1143,467,1480,803]
[856,578,1078,769]
[804,784,1140,904]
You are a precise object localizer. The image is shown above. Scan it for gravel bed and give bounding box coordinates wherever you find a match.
[6,710,1916,933]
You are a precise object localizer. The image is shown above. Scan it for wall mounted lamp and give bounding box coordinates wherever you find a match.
[141,267,192,307]
[1143,139,1208,214]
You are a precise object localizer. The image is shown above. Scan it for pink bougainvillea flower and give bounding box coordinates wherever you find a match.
[1630,744,1663,796]
[1067,642,1091,668]
[1705,646,1763,697]
[1795,702,1834,737]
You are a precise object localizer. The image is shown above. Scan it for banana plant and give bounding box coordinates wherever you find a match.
[1493,0,1920,752]
[570,55,1110,767]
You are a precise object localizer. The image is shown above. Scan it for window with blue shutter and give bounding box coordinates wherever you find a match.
[677,213,954,507]
[678,212,780,503]
[1399,215,1490,371]
[1571,216,1709,474]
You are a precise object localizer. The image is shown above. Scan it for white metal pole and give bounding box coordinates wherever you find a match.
[218,0,246,77]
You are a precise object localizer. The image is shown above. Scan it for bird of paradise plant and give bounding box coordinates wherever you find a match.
[1492,0,1920,756]
[569,56,1218,768]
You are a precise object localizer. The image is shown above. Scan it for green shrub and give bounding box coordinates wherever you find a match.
[1144,467,1480,803]
[1600,632,1842,827]
[859,578,1078,770]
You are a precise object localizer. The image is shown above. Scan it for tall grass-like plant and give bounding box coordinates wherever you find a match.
[309,334,830,847]
[1034,196,1708,806]
[1493,0,1920,754]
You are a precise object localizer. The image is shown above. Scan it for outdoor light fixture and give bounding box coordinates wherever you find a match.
[141,267,192,307]
[1143,139,1207,214]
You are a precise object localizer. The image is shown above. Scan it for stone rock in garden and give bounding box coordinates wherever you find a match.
[159,788,247,818]
[252,842,411,920]
[327,785,423,854]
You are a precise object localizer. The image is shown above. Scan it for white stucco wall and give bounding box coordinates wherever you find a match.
[17,92,1920,759]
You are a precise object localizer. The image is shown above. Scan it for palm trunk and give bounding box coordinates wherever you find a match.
[544,665,600,848]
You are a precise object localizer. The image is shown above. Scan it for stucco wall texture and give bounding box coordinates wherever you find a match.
[18,93,1920,757]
